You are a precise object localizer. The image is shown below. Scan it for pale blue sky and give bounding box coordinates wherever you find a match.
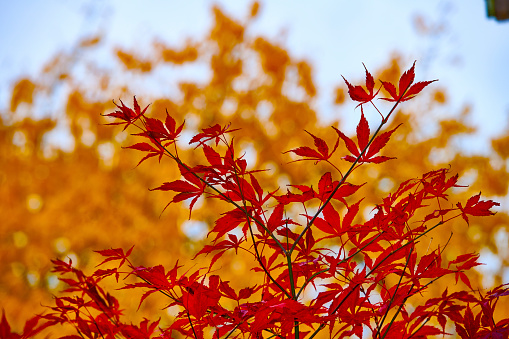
[1,0,508,151]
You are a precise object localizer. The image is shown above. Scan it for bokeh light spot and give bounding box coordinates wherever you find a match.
[26,193,43,212]
[13,231,28,248]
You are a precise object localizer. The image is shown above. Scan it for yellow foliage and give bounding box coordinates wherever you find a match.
[116,49,152,72]
[254,37,290,85]
[250,1,261,18]
[10,78,36,112]
[296,61,316,97]
[79,35,101,47]
[492,133,509,159]
[157,42,198,64]
[211,6,244,48]
[433,89,447,104]
[334,86,346,105]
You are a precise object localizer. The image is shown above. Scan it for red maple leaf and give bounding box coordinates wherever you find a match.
[124,141,165,166]
[314,203,343,238]
[342,63,380,107]
[380,61,437,102]
[150,164,207,217]
[95,246,134,268]
[333,111,400,164]
[284,130,339,166]
[456,192,500,225]
[103,96,149,130]
[208,209,247,242]
[136,112,185,144]
[194,233,243,270]
[190,123,240,147]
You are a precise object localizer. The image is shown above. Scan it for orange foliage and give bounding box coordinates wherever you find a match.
[334,86,346,105]
[10,78,36,112]
[116,49,152,72]
[254,37,290,85]
[158,42,198,64]
[250,1,260,18]
[296,60,316,97]
[1,3,508,336]
[433,89,447,104]
[492,134,509,159]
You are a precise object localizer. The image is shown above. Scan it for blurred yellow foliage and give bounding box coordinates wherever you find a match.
[1,2,508,335]
[116,49,153,72]
[433,89,447,104]
[10,78,36,112]
[334,87,345,105]
[158,43,199,64]
[492,134,509,159]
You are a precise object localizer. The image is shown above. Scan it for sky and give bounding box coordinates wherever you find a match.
[1,0,508,154]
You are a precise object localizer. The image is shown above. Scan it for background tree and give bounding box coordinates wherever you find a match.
[1,2,508,335]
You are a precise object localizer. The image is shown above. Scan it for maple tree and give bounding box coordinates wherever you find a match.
[2,3,509,338]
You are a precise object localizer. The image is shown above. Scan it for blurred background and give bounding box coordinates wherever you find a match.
[1,0,508,335]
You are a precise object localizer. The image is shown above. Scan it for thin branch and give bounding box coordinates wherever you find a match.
[289,85,410,256]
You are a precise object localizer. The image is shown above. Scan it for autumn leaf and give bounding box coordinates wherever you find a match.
[208,208,247,242]
[194,233,243,270]
[342,63,380,107]
[190,123,240,147]
[103,96,149,130]
[150,164,207,217]
[284,130,339,166]
[313,203,342,238]
[333,111,400,164]
[456,192,500,225]
[135,112,185,144]
[124,141,165,166]
[380,61,437,102]
[94,246,134,268]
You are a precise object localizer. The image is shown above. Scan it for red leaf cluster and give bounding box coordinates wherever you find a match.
[8,61,506,339]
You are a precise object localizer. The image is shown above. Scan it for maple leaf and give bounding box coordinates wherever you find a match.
[317,172,334,201]
[275,185,315,205]
[456,192,500,225]
[0,312,17,339]
[103,96,149,130]
[449,253,481,272]
[151,179,205,216]
[267,203,286,232]
[190,123,240,147]
[314,203,342,238]
[21,315,53,339]
[202,144,223,167]
[284,130,339,166]
[150,164,207,217]
[342,63,380,107]
[208,209,247,243]
[94,246,134,268]
[124,141,165,166]
[182,281,221,319]
[136,112,185,144]
[121,318,161,338]
[333,111,400,164]
[195,234,243,270]
[380,61,437,102]
[489,283,509,299]
[313,172,364,206]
